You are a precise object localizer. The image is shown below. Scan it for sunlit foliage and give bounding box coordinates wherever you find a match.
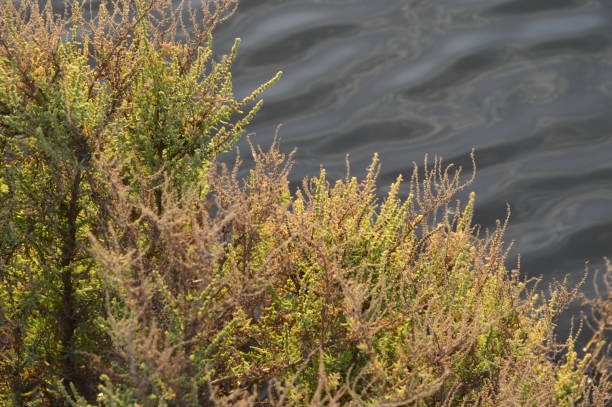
[80,141,609,406]
[0,0,278,403]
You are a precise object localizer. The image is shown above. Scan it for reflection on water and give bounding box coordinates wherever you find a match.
[215,0,612,336]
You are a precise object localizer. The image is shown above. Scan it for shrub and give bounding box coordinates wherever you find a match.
[0,0,278,404]
[85,141,609,406]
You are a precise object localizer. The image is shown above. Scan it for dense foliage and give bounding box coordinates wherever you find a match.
[0,0,279,404]
[0,1,609,406]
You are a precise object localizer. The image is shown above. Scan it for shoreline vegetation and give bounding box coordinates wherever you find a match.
[0,0,609,405]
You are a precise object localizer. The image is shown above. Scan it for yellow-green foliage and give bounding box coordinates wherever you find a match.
[85,142,609,406]
[0,0,278,404]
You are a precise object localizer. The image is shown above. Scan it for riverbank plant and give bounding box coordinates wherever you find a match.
[80,140,609,406]
[0,0,278,403]
[0,0,609,406]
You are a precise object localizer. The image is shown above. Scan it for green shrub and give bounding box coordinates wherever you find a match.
[0,0,278,404]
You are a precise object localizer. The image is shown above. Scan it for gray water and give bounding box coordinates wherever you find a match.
[213,0,612,336]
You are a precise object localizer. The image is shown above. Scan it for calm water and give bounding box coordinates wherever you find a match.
[214,0,612,336]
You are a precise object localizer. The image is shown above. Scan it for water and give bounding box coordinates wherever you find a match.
[214,0,612,336]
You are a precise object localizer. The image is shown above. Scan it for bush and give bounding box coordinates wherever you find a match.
[83,141,609,406]
[0,0,278,404]
[0,1,609,406]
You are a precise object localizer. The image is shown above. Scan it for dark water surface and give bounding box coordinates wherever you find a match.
[214,0,612,335]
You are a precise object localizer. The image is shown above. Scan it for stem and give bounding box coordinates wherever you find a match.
[59,168,83,395]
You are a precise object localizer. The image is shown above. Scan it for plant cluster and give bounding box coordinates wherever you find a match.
[0,1,609,406]
[0,0,278,404]
[80,140,609,406]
